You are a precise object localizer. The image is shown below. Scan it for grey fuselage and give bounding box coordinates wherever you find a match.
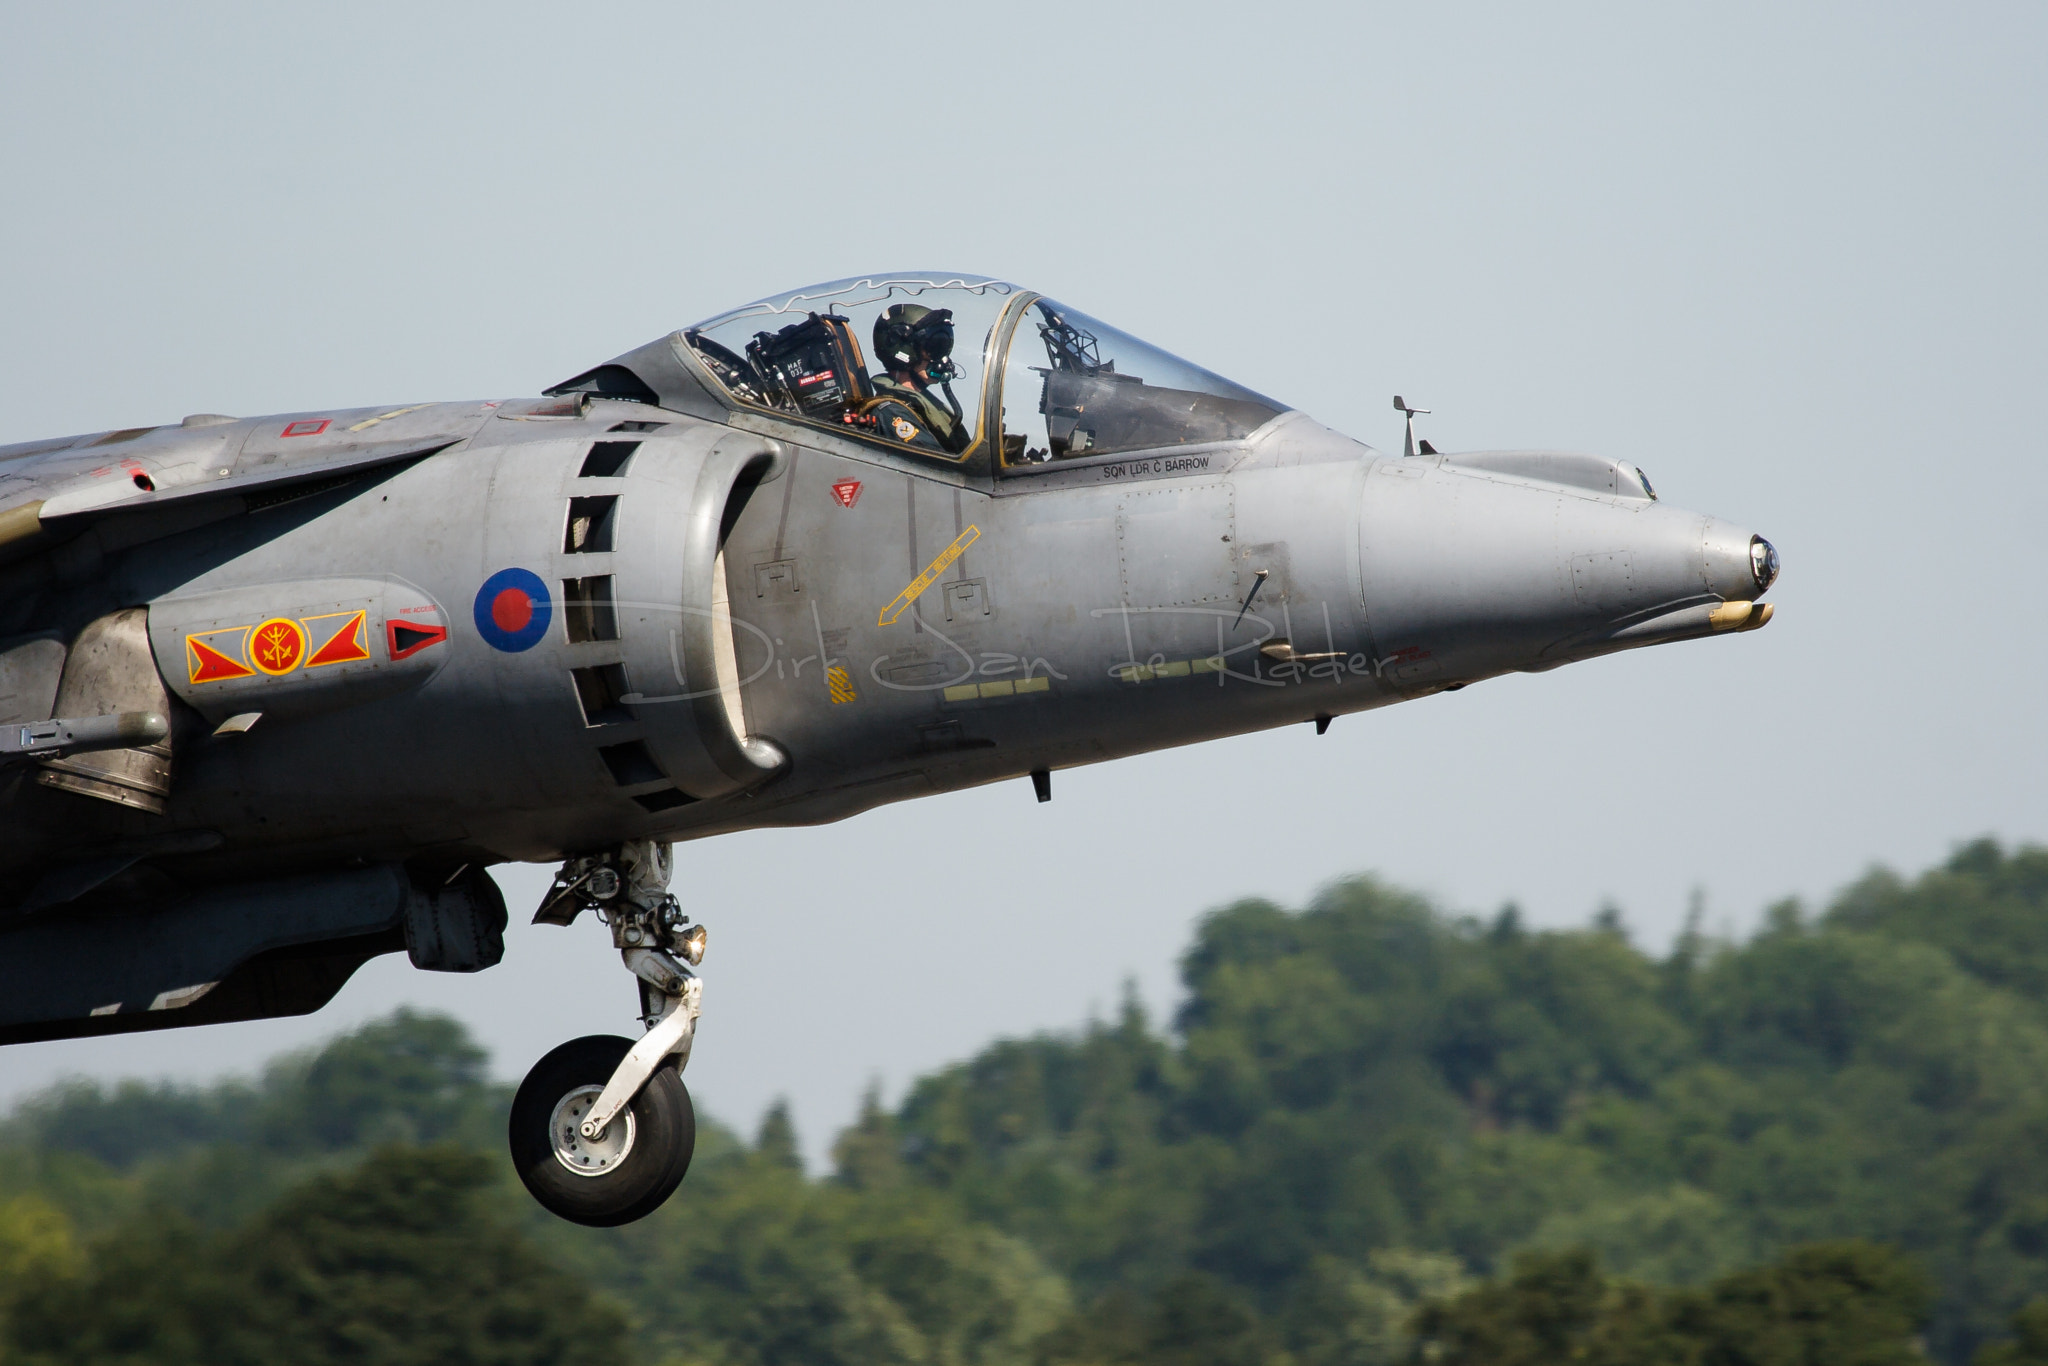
[0,389,1772,890]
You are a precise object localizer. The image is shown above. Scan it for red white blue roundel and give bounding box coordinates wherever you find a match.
[473,568,552,652]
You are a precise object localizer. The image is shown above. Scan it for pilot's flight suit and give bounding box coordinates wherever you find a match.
[867,375,967,455]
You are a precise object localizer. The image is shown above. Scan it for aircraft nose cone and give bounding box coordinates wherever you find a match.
[1701,519,1779,601]
[1750,535,1781,595]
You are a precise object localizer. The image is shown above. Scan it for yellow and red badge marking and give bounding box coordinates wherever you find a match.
[186,629,255,684]
[248,618,307,675]
[184,605,445,685]
[304,610,371,668]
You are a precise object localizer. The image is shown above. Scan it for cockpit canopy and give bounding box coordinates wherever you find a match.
[679,274,1286,471]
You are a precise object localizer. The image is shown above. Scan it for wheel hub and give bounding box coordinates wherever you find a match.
[549,1084,636,1176]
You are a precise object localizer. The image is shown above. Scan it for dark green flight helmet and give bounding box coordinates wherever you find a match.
[873,303,957,376]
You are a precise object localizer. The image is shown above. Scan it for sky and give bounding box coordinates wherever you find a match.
[1,2,2042,1166]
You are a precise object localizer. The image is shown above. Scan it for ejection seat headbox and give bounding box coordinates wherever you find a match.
[743,313,874,424]
[681,275,1017,464]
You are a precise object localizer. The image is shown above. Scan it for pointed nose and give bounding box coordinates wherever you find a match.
[1358,458,1784,686]
[1703,519,1781,601]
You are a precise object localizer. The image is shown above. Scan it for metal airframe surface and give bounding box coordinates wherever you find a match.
[0,271,1780,1051]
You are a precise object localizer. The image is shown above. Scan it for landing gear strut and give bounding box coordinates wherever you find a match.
[509,841,704,1226]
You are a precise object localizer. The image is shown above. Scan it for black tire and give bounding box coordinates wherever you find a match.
[508,1034,695,1227]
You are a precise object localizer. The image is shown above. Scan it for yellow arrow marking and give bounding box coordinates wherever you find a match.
[347,403,432,433]
[878,525,980,627]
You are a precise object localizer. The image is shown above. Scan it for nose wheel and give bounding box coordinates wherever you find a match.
[550,1086,635,1176]
[509,1034,695,1226]
[512,841,705,1227]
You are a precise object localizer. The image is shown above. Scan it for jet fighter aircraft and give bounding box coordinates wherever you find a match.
[0,274,1778,1224]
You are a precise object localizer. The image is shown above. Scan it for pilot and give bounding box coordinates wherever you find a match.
[866,304,969,454]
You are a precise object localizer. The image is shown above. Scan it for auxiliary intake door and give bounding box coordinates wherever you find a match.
[605,431,789,802]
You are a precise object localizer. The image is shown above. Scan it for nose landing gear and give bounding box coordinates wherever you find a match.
[510,841,703,1226]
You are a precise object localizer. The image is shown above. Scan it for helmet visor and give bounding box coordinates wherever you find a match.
[911,309,956,360]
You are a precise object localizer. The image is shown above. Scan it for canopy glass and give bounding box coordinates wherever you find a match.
[682,274,1285,471]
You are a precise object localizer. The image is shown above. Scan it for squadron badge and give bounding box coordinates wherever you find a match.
[892,417,919,442]
[248,617,308,675]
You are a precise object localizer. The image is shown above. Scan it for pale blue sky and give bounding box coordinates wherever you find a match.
[2,3,2042,1163]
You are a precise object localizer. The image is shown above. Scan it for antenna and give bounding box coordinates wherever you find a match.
[1393,396,1432,459]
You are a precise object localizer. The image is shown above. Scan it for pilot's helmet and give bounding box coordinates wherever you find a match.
[873,304,956,375]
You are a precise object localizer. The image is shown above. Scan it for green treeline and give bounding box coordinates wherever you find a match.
[3,839,2048,1365]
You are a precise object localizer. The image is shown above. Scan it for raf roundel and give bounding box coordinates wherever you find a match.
[473,568,553,653]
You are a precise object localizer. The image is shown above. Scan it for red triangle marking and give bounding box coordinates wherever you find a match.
[306,611,371,667]
[386,618,448,661]
[187,634,254,684]
[831,479,862,508]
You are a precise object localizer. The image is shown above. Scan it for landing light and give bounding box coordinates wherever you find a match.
[678,924,707,966]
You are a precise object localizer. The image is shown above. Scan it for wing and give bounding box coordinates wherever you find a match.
[0,401,500,561]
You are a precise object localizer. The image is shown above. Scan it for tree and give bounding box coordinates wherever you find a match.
[8,843,2048,1366]
[1408,1242,1932,1366]
[0,1193,80,1346]
[6,1145,630,1366]
[1975,1298,2048,1366]
[1407,1247,1621,1366]
[1658,1240,1933,1366]
[634,1151,1070,1366]
[1281,1250,1470,1366]
[1039,1274,1277,1366]
[258,1008,495,1151]
[757,1099,805,1171]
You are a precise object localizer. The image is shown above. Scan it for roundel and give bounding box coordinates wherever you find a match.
[248,617,307,675]
[473,568,552,653]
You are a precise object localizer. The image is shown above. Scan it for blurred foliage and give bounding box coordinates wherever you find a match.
[4,840,2048,1363]
[6,1145,624,1366]
[1977,1299,2048,1366]
[1409,1240,1932,1366]
[0,1008,502,1172]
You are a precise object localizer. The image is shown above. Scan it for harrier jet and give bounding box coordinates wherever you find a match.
[0,274,1778,1224]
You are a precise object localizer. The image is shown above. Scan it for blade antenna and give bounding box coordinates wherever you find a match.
[1232,569,1271,628]
[1393,395,1432,459]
